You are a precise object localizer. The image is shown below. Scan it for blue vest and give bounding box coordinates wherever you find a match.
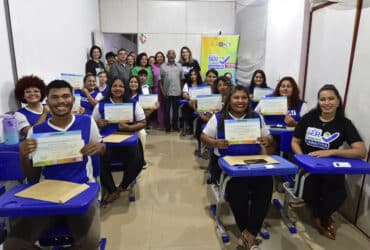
[99,85,109,97]
[263,100,304,126]
[17,106,51,125]
[33,115,91,184]
[98,99,136,136]
[215,112,261,156]
[74,89,100,115]
[130,94,139,104]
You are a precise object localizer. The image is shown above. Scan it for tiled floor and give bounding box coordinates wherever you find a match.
[101,129,369,250]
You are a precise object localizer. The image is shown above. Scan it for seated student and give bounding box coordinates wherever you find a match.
[248,69,270,109]
[224,72,233,83]
[14,75,50,138]
[137,69,151,95]
[97,71,109,97]
[4,80,105,250]
[92,78,146,204]
[74,73,103,115]
[181,68,204,135]
[195,76,232,158]
[291,84,366,240]
[201,85,274,249]
[204,69,218,87]
[254,76,308,126]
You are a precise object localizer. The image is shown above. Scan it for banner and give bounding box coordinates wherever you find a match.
[201,36,240,84]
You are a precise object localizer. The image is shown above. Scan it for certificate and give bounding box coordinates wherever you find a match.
[31,131,84,167]
[104,103,133,123]
[225,118,261,144]
[252,88,273,101]
[61,73,83,89]
[197,94,222,112]
[72,94,81,113]
[260,96,288,115]
[189,86,212,100]
[139,94,158,109]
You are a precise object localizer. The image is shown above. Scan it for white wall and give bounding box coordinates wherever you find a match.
[304,4,355,108]
[264,0,306,89]
[100,0,235,63]
[0,1,18,114]
[345,6,370,234]
[8,0,100,84]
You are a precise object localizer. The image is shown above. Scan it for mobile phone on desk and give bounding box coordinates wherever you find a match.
[244,159,267,164]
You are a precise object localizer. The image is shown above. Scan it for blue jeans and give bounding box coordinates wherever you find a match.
[164,96,181,130]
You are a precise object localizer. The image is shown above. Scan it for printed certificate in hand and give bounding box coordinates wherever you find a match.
[104,103,133,123]
[225,118,261,144]
[61,73,83,89]
[260,96,288,115]
[31,131,84,167]
[72,94,81,113]
[197,94,222,112]
[189,86,212,100]
[252,88,273,101]
[139,94,158,109]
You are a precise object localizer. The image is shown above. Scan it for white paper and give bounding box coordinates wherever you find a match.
[139,94,158,109]
[260,96,288,115]
[141,85,150,95]
[252,88,273,101]
[197,94,222,112]
[60,73,83,89]
[104,103,133,123]
[225,118,261,144]
[189,86,212,100]
[72,94,81,113]
[31,131,84,167]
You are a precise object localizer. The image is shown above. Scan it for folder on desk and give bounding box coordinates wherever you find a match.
[15,180,89,203]
[224,155,279,166]
[103,132,133,143]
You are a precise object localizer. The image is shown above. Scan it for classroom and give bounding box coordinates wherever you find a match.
[0,0,369,249]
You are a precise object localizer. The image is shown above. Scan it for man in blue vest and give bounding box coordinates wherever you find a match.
[4,80,105,250]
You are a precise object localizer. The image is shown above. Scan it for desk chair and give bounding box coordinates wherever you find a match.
[0,151,106,249]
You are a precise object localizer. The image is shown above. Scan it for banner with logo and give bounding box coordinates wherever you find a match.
[200,35,240,84]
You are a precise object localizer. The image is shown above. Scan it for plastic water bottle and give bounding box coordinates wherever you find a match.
[1,114,19,145]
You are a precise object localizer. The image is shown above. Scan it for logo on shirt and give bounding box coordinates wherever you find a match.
[288,110,296,116]
[305,127,340,149]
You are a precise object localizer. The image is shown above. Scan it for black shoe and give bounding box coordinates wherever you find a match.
[173,127,180,132]
[165,128,171,133]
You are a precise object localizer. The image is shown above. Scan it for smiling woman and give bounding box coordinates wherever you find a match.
[291,84,366,240]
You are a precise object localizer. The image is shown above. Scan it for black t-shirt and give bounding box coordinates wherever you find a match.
[85,59,105,75]
[293,110,362,154]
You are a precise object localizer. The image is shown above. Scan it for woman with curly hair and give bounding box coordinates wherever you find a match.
[14,75,49,137]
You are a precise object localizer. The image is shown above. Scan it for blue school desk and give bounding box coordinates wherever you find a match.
[211,155,299,244]
[267,126,294,154]
[273,154,370,234]
[103,132,138,147]
[0,182,99,217]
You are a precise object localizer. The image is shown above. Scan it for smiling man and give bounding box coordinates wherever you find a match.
[4,80,105,250]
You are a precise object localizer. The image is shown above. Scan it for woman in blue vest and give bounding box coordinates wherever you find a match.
[14,75,50,138]
[255,76,308,126]
[201,85,274,249]
[92,78,146,204]
[75,73,103,115]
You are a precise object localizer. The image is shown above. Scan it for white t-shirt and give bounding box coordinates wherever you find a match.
[202,112,270,156]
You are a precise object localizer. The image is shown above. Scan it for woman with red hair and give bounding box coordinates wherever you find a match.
[14,75,50,137]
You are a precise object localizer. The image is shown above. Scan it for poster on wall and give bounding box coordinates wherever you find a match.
[201,36,240,84]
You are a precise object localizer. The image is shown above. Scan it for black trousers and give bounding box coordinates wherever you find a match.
[100,140,144,193]
[303,174,346,223]
[164,96,181,130]
[210,154,273,235]
[181,104,195,130]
